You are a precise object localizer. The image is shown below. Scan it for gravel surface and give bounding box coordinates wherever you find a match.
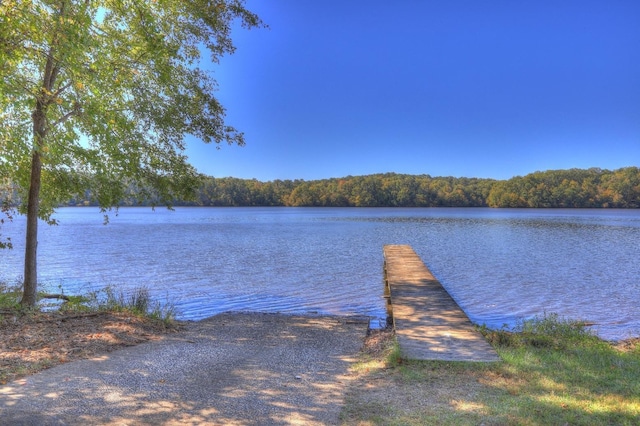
[0,312,369,425]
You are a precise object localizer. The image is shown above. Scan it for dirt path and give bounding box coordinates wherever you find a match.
[0,312,369,425]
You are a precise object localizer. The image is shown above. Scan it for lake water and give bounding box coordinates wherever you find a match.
[1,207,639,341]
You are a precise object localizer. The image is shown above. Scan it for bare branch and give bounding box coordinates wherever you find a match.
[52,81,73,98]
[50,106,80,128]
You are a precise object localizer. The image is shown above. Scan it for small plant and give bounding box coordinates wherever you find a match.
[386,339,406,366]
[0,281,22,309]
[517,312,596,349]
[4,283,179,326]
[478,324,516,347]
[480,312,598,350]
[102,285,177,326]
[58,295,93,312]
[127,287,151,314]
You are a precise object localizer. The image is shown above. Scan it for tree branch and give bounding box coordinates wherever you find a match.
[52,81,73,98]
[50,104,81,128]
[40,293,71,301]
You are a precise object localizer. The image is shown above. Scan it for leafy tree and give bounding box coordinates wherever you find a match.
[0,0,262,306]
[0,199,14,250]
[39,168,640,208]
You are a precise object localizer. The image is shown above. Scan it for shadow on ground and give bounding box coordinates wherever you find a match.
[0,312,369,425]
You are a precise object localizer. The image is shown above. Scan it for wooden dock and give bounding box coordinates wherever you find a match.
[384,245,500,362]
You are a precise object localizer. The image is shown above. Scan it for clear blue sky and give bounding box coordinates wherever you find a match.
[185,0,640,182]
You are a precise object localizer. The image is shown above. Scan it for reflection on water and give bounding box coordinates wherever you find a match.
[1,207,639,340]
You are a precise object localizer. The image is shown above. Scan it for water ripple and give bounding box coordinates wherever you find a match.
[1,207,638,340]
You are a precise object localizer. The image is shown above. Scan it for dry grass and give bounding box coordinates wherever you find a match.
[342,329,499,425]
[3,308,639,425]
[0,309,178,385]
[341,325,640,425]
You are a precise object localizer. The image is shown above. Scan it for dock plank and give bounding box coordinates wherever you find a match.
[384,245,500,362]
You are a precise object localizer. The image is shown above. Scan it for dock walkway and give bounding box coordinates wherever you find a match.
[384,245,500,362]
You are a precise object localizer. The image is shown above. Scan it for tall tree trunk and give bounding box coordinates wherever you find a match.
[20,1,63,305]
[21,99,47,307]
[21,150,42,306]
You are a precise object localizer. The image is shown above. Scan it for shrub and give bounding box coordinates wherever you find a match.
[480,312,597,350]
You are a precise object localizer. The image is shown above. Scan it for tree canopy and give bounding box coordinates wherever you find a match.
[0,0,262,305]
[186,168,639,208]
[58,167,640,209]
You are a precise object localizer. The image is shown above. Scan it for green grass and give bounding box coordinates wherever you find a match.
[0,281,21,309]
[342,313,640,425]
[480,315,640,425]
[0,282,178,326]
[100,285,177,325]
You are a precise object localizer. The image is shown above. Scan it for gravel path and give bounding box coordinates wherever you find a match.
[0,312,369,425]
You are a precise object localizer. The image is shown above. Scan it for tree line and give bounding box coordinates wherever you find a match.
[62,166,640,208]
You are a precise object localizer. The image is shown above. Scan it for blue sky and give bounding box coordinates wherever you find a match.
[185,0,640,181]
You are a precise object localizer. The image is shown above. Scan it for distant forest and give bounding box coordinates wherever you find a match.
[65,166,640,208]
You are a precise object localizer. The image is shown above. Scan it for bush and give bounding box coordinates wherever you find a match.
[0,282,21,309]
[480,312,597,350]
[103,285,177,325]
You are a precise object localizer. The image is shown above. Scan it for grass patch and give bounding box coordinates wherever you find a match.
[100,286,178,326]
[0,281,21,309]
[342,313,640,425]
[1,283,179,384]
[0,282,178,326]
